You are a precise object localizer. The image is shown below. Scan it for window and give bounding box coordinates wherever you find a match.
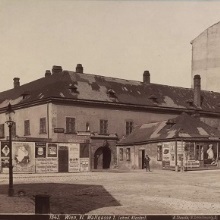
[119,148,123,161]
[40,118,47,134]
[66,117,75,133]
[126,121,133,135]
[126,148,131,161]
[100,120,108,135]
[86,122,90,132]
[24,120,30,136]
[0,124,4,138]
[157,145,162,161]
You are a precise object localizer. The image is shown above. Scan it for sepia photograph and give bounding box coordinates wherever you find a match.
[0,0,220,219]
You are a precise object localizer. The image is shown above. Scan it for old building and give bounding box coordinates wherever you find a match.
[117,113,220,171]
[191,21,220,92]
[0,64,220,173]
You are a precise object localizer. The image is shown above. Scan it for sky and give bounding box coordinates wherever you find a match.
[1,1,220,92]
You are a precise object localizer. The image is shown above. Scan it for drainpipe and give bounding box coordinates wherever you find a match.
[47,103,50,140]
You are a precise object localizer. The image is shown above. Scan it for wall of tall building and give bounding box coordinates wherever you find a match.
[192,22,220,92]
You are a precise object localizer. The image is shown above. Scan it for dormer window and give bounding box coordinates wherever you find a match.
[186,99,194,107]
[69,84,79,93]
[166,119,176,129]
[107,89,117,98]
[21,91,30,100]
[149,94,158,103]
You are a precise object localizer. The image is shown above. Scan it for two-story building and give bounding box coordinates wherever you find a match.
[0,64,220,173]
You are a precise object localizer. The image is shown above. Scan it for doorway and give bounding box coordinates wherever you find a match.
[94,146,111,169]
[58,146,69,172]
[139,149,145,169]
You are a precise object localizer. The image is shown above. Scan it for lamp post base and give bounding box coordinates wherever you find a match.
[8,188,14,197]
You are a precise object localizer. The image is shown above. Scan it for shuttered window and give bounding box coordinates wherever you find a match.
[66,117,75,133]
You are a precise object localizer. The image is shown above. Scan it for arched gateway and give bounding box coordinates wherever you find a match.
[94,146,111,169]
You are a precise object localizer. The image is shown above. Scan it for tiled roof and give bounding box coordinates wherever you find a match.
[0,70,220,113]
[118,113,220,146]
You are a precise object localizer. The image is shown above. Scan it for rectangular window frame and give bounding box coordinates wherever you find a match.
[119,148,123,161]
[39,117,47,134]
[66,117,76,134]
[126,121,133,135]
[126,148,131,161]
[100,120,108,135]
[24,120,30,136]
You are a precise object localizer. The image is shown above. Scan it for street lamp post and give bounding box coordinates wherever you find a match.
[5,103,15,197]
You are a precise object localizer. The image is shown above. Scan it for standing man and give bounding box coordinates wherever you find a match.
[144,154,151,172]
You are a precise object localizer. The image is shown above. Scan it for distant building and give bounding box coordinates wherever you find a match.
[117,113,220,171]
[0,64,220,173]
[191,21,220,92]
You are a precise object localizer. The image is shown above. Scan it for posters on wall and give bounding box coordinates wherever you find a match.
[36,158,58,173]
[80,158,89,172]
[35,142,46,158]
[69,143,80,172]
[12,142,35,173]
[47,143,57,157]
[1,142,9,172]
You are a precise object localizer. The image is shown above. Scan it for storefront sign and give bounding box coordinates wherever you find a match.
[186,160,200,168]
[12,142,35,173]
[80,158,89,172]
[69,143,80,172]
[54,128,65,133]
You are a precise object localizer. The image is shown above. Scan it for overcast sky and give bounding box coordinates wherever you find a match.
[1,1,220,92]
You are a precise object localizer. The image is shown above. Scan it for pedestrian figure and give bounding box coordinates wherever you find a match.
[144,155,151,172]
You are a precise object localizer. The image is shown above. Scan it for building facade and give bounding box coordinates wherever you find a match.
[0,65,220,173]
[117,113,220,171]
[191,21,220,92]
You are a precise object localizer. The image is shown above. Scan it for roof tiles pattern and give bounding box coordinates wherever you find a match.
[0,71,220,113]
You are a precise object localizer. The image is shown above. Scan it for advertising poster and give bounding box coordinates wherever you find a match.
[35,142,46,158]
[80,158,89,172]
[1,158,9,173]
[12,142,35,173]
[46,158,58,172]
[47,143,57,157]
[1,141,10,157]
[162,143,171,168]
[36,158,58,173]
[35,158,47,173]
[69,143,80,172]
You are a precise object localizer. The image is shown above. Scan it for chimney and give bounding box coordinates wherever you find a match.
[76,64,83,73]
[52,65,62,74]
[13,77,20,88]
[45,70,52,77]
[143,71,150,84]
[193,74,201,108]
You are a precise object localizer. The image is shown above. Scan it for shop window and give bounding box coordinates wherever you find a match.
[126,148,131,161]
[157,145,162,161]
[0,124,5,138]
[100,120,108,135]
[195,144,204,161]
[119,148,123,161]
[24,120,30,136]
[39,117,47,134]
[126,121,133,135]
[66,117,75,133]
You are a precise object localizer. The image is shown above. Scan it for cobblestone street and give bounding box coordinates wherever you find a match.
[0,169,220,214]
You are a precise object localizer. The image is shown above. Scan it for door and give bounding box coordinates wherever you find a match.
[58,146,68,172]
[139,149,145,169]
